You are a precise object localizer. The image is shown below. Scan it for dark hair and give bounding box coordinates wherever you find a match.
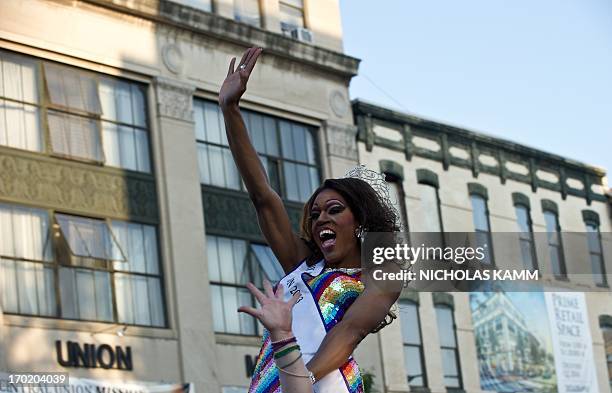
[300,178,400,262]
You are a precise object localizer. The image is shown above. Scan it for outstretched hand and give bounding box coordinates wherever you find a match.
[238,279,300,335]
[218,47,263,109]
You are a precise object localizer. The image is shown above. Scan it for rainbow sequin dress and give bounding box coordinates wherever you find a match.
[248,260,365,393]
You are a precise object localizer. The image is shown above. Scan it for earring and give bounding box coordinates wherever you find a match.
[355,226,365,242]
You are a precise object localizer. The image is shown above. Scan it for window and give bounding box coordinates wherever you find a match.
[385,173,409,231]
[601,320,612,390]
[399,300,427,387]
[470,191,494,265]
[0,204,54,316]
[416,169,444,248]
[194,100,319,202]
[435,305,462,388]
[0,202,165,326]
[207,235,283,335]
[172,0,212,12]
[543,209,566,277]
[279,0,305,30]
[583,210,606,286]
[234,0,261,27]
[513,194,537,271]
[0,50,151,172]
[0,51,43,151]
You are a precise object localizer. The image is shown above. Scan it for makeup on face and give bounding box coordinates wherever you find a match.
[309,190,359,263]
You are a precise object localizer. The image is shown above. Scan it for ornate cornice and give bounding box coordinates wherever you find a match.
[0,148,158,223]
[154,76,196,122]
[80,0,360,79]
[353,99,607,204]
[324,121,358,161]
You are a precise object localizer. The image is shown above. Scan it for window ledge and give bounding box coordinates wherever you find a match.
[4,314,177,340]
[215,333,262,347]
[408,387,431,393]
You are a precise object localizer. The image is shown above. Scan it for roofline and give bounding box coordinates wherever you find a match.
[352,98,606,177]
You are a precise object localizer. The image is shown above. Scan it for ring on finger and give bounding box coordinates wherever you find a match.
[239,64,247,70]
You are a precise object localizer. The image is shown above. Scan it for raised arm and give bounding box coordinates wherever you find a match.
[218,47,310,272]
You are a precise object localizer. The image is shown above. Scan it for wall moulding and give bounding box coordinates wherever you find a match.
[0,148,159,223]
[154,76,196,121]
[353,99,607,203]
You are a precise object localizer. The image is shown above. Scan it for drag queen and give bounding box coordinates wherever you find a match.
[218,47,401,392]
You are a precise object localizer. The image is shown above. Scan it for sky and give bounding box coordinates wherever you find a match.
[339,0,612,179]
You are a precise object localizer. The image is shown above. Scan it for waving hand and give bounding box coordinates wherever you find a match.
[218,47,263,109]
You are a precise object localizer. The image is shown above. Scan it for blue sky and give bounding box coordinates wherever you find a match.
[339,0,612,178]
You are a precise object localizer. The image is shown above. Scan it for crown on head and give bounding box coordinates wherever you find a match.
[343,165,399,222]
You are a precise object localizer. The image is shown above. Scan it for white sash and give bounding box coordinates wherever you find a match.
[278,260,352,393]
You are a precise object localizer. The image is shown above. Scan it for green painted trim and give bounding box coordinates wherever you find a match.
[432,292,454,309]
[559,167,568,200]
[416,168,439,188]
[467,183,488,200]
[441,133,450,170]
[403,124,413,161]
[541,199,558,214]
[512,192,530,208]
[352,100,608,204]
[399,290,419,304]
[202,186,303,240]
[581,209,600,225]
[379,160,404,180]
[599,314,612,328]
[365,115,374,152]
[352,100,605,177]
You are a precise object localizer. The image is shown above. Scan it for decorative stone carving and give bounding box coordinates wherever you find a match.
[162,43,184,75]
[154,76,195,122]
[329,90,348,118]
[201,187,302,237]
[324,121,358,161]
[0,149,158,223]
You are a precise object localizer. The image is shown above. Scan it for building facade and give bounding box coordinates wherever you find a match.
[1,1,611,393]
[353,99,612,393]
[0,0,359,391]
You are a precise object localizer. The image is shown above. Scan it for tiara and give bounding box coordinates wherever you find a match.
[343,165,399,224]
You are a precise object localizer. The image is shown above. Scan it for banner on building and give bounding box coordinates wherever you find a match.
[470,291,599,393]
[545,292,599,393]
[0,373,194,393]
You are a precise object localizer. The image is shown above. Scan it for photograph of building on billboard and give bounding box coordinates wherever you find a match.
[471,291,557,392]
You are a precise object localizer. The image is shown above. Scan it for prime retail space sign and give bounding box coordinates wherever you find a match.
[470,291,599,393]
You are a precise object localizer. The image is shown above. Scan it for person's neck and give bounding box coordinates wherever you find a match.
[326,249,361,269]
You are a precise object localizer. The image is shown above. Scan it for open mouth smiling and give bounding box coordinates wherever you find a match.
[318,228,337,251]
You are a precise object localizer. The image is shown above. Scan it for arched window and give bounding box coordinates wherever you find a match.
[583,210,607,287]
[468,183,494,265]
[416,169,444,247]
[513,193,537,271]
[541,200,566,278]
[380,160,408,231]
[599,315,612,390]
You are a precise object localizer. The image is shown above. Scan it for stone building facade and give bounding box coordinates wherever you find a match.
[1,1,611,393]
